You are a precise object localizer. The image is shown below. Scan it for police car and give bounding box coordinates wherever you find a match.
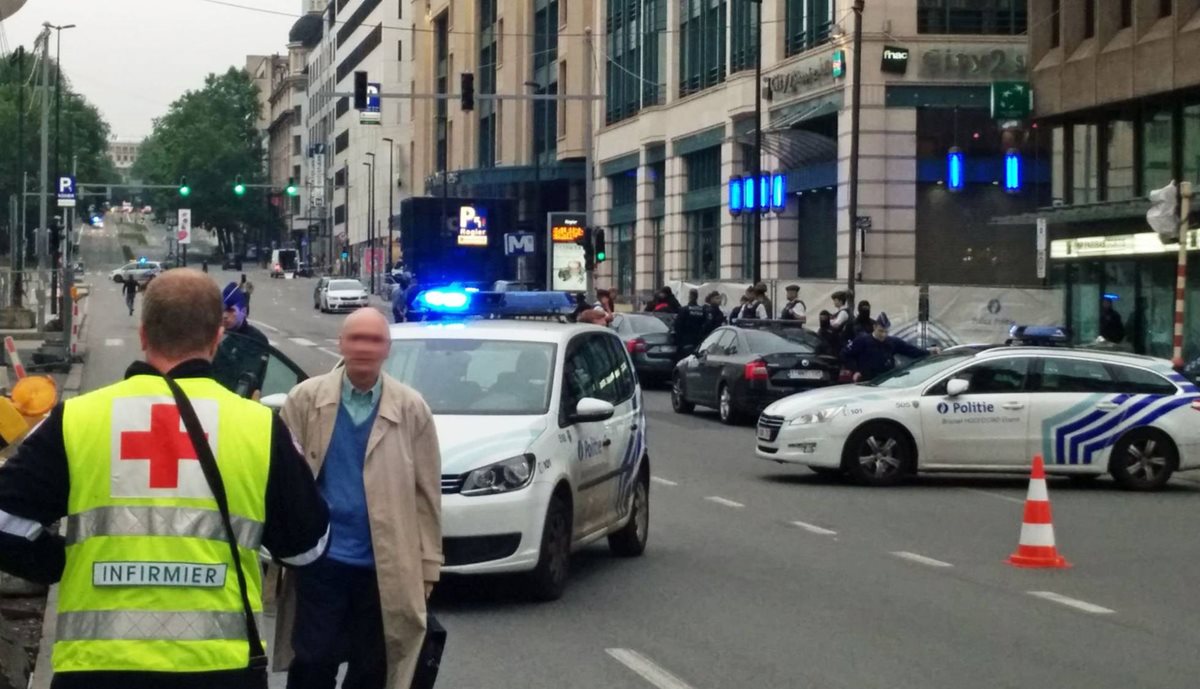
[383,290,649,599]
[756,342,1200,491]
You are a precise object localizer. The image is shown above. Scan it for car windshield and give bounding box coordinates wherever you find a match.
[862,351,975,388]
[329,280,363,291]
[742,328,819,354]
[621,315,669,335]
[384,339,556,415]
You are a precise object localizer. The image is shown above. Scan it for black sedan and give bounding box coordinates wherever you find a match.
[611,313,677,384]
[671,323,842,425]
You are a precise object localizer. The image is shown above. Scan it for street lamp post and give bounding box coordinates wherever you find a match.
[846,0,865,296]
[46,23,74,318]
[524,80,544,285]
[750,0,763,284]
[382,137,395,275]
[363,156,375,292]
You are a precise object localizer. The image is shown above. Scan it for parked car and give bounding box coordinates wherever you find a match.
[672,322,843,425]
[221,253,243,271]
[110,260,163,285]
[313,276,330,310]
[319,279,369,313]
[611,313,677,385]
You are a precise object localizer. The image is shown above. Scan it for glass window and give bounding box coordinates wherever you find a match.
[610,171,638,206]
[1051,0,1060,47]
[685,147,721,191]
[698,329,725,354]
[1083,0,1095,38]
[713,330,737,354]
[932,357,1030,394]
[863,352,974,390]
[1183,104,1200,190]
[616,314,669,335]
[687,208,719,280]
[678,0,727,97]
[786,0,832,55]
[1036,357,1117,394]
[329,280,364,291]
[1120,0,1132,27]
[1104,119,1136,201]
[651,217,664,289]
[386,339,556,415]
[1113,366,1177,396]
[742,329,820,354]
[1051,126,1065,204]
[605,0,641,124]
[612,223,635,297]
[918,0,1026,35]
[1160,0,1172,17]
[1072,123,1099,204]
[730,0,758,73]
[1142,108,1174,193]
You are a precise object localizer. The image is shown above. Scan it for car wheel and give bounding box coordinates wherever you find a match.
[528,493,572,601]
[671,374,694,414]
[718,384,741,425]
[842,422,910,487]
[608,466,649,557]
[1109,428,1176,491]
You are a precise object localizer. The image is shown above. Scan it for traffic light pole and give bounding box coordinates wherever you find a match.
[1173,181,1194,367]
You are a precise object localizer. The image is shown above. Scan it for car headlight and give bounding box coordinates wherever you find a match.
[460,454,536,496]
[787,406,846,426]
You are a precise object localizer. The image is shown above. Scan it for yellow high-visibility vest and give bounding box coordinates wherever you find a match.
[55,374,272,674]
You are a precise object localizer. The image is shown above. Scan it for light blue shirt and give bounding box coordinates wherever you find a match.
[341,373,382,424]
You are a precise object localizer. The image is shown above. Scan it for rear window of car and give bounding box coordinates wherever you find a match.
[742,329,818,354]
[622,316,669,335]
[1112,365,1178,395]
[329,280,363,291]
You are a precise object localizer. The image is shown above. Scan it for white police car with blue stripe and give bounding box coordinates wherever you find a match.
[391,290,650,600]
[756,345,1200,490]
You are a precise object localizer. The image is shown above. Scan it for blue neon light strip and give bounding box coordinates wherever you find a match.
[947,151,964,191]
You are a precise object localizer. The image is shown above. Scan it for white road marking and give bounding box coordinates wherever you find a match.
[325,338,339,345]
[650,477,678,487]
[890,551,953,568]
[104,338,123,347]
[253,320,281,333]
[1028,591,1115,615]
[606,649,696,689]
[962,487,1025,505]
[317,347,341,359]
[790,521,837,536]
[289,337,317,347]
[704,496,744,509]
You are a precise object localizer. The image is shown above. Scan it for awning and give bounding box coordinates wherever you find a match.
[991,198,1152,226]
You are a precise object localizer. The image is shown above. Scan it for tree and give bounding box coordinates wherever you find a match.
[133,67,271,255]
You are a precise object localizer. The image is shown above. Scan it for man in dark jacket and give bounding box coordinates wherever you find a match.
[851,300,876,338]
[1099,297,1126,344]
[674,289,707,357]
[702,291,726,337]
[843,313,938,381]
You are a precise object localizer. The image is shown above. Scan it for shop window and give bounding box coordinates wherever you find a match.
[609,171,638,207]
[918,0,1026,35]
[1183,104,1200,190]
[1104,119,1135,201]
[612,223,635,296]
[687,208,719,280]
[1072,123,1099,205]
[1142,108,1174,193]
[685,147,721,192]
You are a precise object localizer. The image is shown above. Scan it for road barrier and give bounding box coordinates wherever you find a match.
[5,336,26,380]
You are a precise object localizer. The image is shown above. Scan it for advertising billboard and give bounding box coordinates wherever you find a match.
[548,212,587,292]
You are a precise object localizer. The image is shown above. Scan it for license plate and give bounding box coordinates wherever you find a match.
[787,370,824,380]
[757,426,773,441]
[650,346,676,354]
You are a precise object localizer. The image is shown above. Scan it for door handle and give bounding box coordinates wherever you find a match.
[1094,402,1119,411]
[1001,402,1025,410]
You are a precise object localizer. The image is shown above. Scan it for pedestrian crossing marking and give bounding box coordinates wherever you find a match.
[104,338,123,347]
[289,337,317,347]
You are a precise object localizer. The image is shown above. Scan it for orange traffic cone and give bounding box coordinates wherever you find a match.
[1006,455,1071,569]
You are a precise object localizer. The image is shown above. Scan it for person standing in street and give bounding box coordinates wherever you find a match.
[674,289,707,358]
[239,274,255,317]
[122,274,138,316]
[221,283,268,345]
[1099,297,1126,344]
[0,269,330,689]
[851,300,876,339]
[780,285,806,322]
[830,291,853,345]
[842,313,939,381]
[276,308,443,689]
[754,283,773,320]
[701,291,726,337]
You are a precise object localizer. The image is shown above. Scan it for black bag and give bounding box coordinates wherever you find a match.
[162,375,269,687]
[410,613,447,689]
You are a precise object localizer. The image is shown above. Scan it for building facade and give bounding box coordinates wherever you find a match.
[106,140,140,184]
[408,0,595,269]
[592,0,1043,302]
[1008,0,1200,360]
[266,42,309,245]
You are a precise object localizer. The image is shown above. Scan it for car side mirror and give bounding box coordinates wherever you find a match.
[571,397,615,423]
[259,393,288,410]
[946,378,970,397]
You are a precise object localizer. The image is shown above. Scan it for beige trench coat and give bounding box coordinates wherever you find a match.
[273,371,443,688]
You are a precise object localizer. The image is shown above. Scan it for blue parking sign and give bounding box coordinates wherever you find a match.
[57,176,77,208]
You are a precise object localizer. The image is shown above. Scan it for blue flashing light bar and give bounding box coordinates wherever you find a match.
[420,289,470,311]
[742,177,757,212]
[947,147,964,192]
[771,173,786,211]
[1004,149,1022,193]
[414,290,576,319]
[729,176,744,215]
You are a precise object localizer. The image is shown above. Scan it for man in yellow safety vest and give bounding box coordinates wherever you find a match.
[0,269,330,689]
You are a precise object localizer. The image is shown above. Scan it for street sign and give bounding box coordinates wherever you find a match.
[56,176,77,208]
[855,215,872,231]
[505,232,537,256]
[991,81,1032,120]
[177,209,192,245]
[360,82,381,125]
[1036,217,1047,279]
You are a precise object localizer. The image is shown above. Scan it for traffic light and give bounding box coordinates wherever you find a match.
[354,71,368,110]
[460,72,475,111]
[577,233,595,272]
[233,175,246,197]
[593,228,607,263]
[178,176,190,198]
[286,178,299,197]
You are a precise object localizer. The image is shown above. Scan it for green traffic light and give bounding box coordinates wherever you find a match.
[286,185,298,197]
[179,185,191,197]
[234,183,246,196]
[596,251,607,262]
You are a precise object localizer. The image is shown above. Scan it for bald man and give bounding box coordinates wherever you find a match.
[274,308,443,689]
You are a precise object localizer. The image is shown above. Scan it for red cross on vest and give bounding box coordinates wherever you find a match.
[119,404,205,489]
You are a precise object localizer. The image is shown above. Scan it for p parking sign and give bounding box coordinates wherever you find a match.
[57,176,77,208]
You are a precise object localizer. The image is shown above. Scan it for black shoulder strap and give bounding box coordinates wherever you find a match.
[161,375,268,671]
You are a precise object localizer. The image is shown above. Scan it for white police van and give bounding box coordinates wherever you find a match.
[384,290,648,599]
[756,341,1200,491]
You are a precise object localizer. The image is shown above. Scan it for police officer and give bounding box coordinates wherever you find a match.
[674,288,708,358]
[222,282,267,345]
[0,269,330,689]
[780,285,806,322]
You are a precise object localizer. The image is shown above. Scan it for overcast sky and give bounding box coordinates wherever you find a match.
[3,0,301,141]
